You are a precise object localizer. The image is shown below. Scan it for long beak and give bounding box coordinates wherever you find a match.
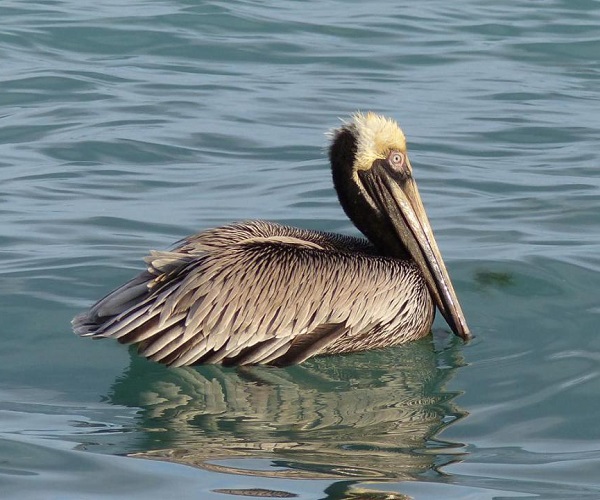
[371,163,471,340]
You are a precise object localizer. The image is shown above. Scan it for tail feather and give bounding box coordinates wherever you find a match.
[72,271,154,336]
[73,250,196,338]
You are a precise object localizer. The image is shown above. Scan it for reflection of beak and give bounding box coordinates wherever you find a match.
[363,161,471,340]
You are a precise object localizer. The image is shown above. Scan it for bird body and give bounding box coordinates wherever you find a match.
[73,112,469,366]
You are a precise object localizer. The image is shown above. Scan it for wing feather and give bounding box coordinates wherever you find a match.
[74,221,429,366]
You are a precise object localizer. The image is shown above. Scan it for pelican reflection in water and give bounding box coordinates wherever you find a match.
[73,112,470,366]
[107,340,467,482]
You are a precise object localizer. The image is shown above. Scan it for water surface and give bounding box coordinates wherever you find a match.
[2,0,600,498]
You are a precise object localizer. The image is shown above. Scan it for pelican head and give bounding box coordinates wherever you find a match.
[329,112,470,340]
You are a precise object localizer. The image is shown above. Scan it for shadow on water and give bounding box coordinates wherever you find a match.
[106,333,468,488]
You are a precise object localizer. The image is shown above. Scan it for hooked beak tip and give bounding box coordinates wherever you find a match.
[459,329,472,342]
[453,321,472,342]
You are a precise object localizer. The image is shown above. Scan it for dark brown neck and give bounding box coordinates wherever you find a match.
[329,129,409,259]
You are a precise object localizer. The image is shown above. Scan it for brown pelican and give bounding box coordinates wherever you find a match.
[73,112,470,366]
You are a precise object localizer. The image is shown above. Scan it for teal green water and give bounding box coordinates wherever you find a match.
[2,0,600,498]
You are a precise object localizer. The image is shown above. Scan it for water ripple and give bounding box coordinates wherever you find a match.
[2,0,600,498]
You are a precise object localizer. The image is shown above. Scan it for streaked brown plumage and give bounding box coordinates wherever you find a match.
[73,112,470,366]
